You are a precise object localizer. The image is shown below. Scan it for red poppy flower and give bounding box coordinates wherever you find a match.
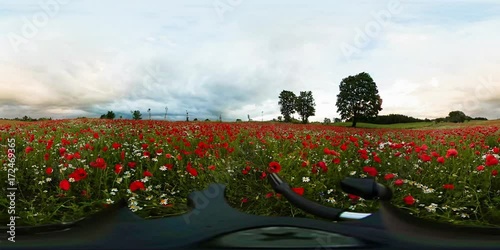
[446,149,458,158]
[25,146,34,154]
[45,167,53,175]
[493,147,500,154]
[129,180,145,192]
[363,166,378,177]
[268,161,282,173]
[384,173,395,180]
[127,162,137,168]
[114,164,123,174]
[443,184,454,190]
[348,194,360,201]
[394,179,404,186]
[485,154,499,166]
[292,187,304,196]
[265,192,274,198]
[403,195,415,205]
[143,170,153,177]
[186,163,198,176]
[420,154,431,162]
[59,180,70,191]
[492,170,498,176]
[260,172,267,180]
[69,168,88,182]
[437,156,445,164]
[476,165,485,171]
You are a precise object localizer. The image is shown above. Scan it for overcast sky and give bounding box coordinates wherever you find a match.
[1,0,499,121]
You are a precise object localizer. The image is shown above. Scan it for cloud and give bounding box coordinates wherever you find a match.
[1,0,500,121]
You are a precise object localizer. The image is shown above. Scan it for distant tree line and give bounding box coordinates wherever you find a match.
[348,114,430,124]
[1,116,52,121]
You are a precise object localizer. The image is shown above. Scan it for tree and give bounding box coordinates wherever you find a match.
[447,111,467,123]
[278,90,296,122]
[131,110,142,120]
[324,118,331,124]
[277,116,282,122]
[336,72,382,128]
[295,91,316,124]
[106,111,115,119]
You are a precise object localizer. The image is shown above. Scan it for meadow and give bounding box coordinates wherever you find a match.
[1,118,499,227]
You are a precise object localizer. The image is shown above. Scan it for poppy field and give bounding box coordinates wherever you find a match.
[1,119,499,227]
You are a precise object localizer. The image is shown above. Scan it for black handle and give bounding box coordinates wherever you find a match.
[268,173,344,221]
[340,177,392,201]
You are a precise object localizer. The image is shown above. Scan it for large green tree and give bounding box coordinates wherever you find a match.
[295,91,316,124]
[447,110,467,123]
[336,72,382,128]
[278,90,297,122]
[131,110,142,120]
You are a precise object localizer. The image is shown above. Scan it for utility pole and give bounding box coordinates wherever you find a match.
[261,111,263,122]
[164,106,168,120]
[148,108,151,120]
[186,110,189,122]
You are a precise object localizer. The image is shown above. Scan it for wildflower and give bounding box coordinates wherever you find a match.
[363,166,378,177]
[143,170,153,177]
[268,161,282,173]
[129,180,145,192]
[160,199,169,205]
[302,177,310,182]
[403,195,415,205]
[425,203,438,213]
[292,187,304,196]
[437,157,445,164]
[446,149,458,158]
[59,180,70,191]
[115,164,123,174]
[485,154,499,166]
[384,173,395,180]
[394,179,404,186]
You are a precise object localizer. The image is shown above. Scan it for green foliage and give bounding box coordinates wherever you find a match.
[278,90,296,122]
[131,110,142,120]
[100,111,115,119]
[295,91,316,124]
[323,118,331,124]
[106,111,115,119]
[336,72,382,128]
[447,111,467,123]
